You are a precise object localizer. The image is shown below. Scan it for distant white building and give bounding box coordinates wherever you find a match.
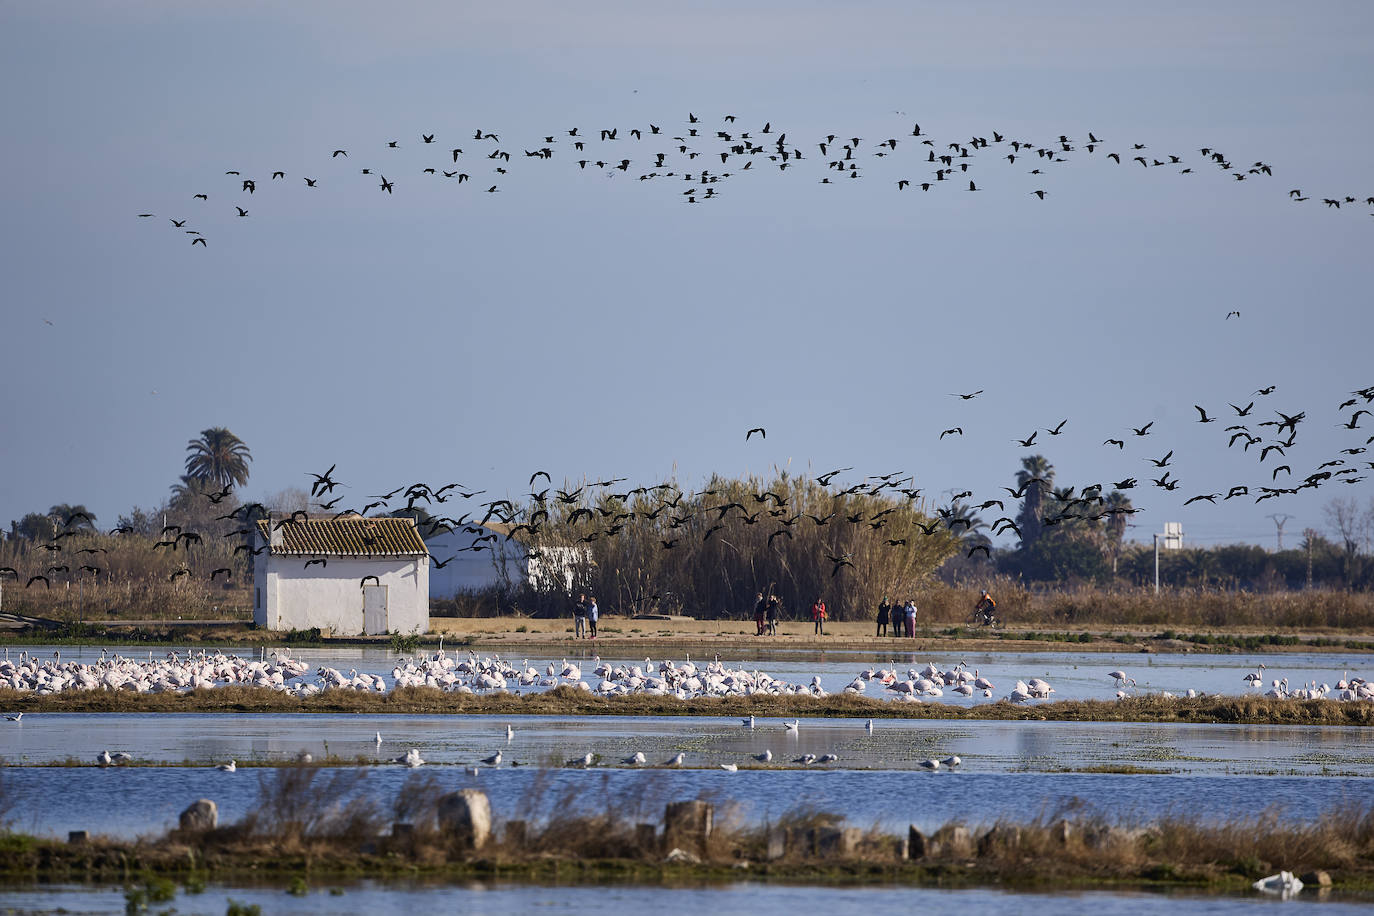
[424,522,588,598]
[252,515,429,636]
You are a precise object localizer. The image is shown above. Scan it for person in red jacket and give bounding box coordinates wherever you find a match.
[810,598,827,636]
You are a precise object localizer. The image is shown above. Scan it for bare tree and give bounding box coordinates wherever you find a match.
[1325,495,1370,556]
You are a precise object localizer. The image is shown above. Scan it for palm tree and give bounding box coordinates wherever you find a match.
[1102,490,1134,578]
[169,474,219,510]
[1014,455,1055,544]
[185,428,252,490]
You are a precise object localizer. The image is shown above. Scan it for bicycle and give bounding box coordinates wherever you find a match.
[966,608,1002,630]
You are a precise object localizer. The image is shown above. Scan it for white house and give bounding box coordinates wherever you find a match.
[252,515,429,636]
[424,522,588,599]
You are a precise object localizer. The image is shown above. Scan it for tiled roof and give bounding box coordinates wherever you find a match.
[255,516,427,556]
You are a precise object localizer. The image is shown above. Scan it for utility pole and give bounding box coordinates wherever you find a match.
[1266,513,1293,552]
[1304,527,1318,589]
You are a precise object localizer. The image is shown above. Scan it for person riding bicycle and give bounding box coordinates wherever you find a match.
[974,589,997,626]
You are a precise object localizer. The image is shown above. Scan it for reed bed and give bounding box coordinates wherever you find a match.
[1,765,1372,891]
[3,684,1372,725]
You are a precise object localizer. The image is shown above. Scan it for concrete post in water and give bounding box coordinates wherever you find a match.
[1050,819,1073,845]
[767,827,787,860]
[933,824,972,857]
[179,799,218,832]
[504,819,527,848]
[663,800,713,859]
[437,789,492,851]
[978,824,1023,857]
[907,826,929,859]
[814,826,862,858]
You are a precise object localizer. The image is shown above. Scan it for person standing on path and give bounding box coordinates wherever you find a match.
[904,598,917,638]
[587,596,599,639]
[754,592,768,636]
[811,597,828,636]
[877,597,890,637]
[766,594,781,636]
[573,593,588,639]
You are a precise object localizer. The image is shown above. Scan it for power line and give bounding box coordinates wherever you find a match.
[1266,513,1294,551]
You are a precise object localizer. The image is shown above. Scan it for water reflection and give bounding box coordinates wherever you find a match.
[1,879,1371,915]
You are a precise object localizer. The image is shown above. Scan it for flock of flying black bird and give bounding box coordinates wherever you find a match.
[5,378,1372,590]
[24,112,1352,588]
[134,113,1374,247]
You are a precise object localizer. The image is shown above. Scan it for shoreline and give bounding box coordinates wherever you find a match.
[5,617,1374,656]
[3,685,1371,725]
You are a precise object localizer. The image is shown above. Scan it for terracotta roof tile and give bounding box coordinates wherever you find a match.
[256,517,427,556]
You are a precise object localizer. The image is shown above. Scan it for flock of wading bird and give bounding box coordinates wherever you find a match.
[133,113,1374,247]
[3,377,1373,591]
[7,650,1371,773]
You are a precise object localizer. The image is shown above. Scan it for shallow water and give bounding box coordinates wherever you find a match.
[6,712,1374,777]
[6,643,1368,702]
[0,880,1369,915]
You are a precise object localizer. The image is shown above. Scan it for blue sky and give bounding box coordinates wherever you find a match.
[2,1,1372,548]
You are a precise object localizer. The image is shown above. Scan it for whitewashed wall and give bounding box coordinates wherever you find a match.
[253,554,428,636]
[424,528,523,597]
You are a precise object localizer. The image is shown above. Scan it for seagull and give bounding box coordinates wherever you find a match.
[110,752,133,765]
[783,719,800,732]
[664,752,685,767]
[864,718,873,732]
[622,752,647,766]
[742,715,755,728]
[792,753,817,765]
[375,731,383,745]
[818,753,839,763]
[918,758,941,770]
[216,760,237,772]
[97,750,112,767]
[480,750,502,766]
[752,749,773,763]
[939,755,962,767]
[505,725,514,742]
[3,712,21,722]
[719,763,739,772]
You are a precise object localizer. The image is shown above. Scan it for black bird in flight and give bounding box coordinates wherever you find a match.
[815,468,851,486]
[1147,450,1174,467]
[953,390,983,399]
[1194,405,1215,423]
[939,427,963,439]
[1131,422,1154,436]
[1104,438,1125,449]
[1016,432,1038,447]
[746,427,766,440]
[1045,419,1068,436]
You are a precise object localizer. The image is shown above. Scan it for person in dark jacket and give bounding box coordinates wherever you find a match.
[877,597,890,636]
[766,594,781,636]
[754,592,767,636]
